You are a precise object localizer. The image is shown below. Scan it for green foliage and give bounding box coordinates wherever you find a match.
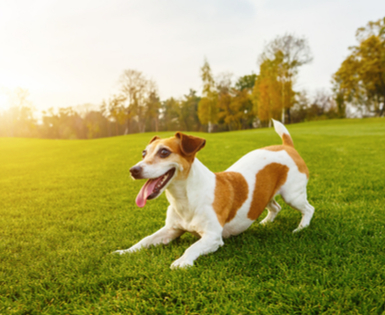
[217,88,254,131]
[215,73,255,131]
[253,56,284,123]
[201,59,216,97]
[1,119,385,314]
[160,91,202,132]
[2,17,385,140]
[198,59,218,131]
[259,34,313,77]
[198,96,218,127]
[179,90,202,132]
[253,34,312,124]
[333,17,385,117]
[160,97,181,131]
[235,74,257,91]
[291,90,341,123]
[145,90,161,132]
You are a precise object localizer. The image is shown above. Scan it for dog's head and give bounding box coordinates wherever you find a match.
[130,132,206,207]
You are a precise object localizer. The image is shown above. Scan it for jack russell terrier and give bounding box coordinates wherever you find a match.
[115,119,314,269]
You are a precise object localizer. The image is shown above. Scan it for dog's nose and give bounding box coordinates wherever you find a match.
[130,166,143,179]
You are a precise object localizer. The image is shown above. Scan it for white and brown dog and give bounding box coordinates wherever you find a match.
[115,120,314,269]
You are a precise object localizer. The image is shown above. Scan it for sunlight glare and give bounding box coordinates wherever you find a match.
[0,92,9,111]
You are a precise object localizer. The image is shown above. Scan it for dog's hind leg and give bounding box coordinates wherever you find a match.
[260,199,281,225]
[293,201,314,233]
[282,191,314,233]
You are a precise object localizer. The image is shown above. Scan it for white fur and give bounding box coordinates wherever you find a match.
[224,149,313,236]
[115,122,314,268]
[272,119,290,139]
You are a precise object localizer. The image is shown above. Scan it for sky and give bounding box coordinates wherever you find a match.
[0,0,384,112]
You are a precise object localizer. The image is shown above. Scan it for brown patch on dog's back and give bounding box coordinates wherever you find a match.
[248,163,289,221]
[264,145,309,178]
[213,172,249,226]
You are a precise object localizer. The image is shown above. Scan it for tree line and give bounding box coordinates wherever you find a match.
[1,17,384,139]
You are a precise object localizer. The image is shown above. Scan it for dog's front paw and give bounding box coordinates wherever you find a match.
[112,246,138,255]
[170,257,194,269]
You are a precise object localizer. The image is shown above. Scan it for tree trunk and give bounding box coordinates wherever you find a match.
[286,108,291,124]
[380,95,385,117]
[125,119,130,134]
[281,108,285,124]
[141,119,146,133]
[281,80,285,124]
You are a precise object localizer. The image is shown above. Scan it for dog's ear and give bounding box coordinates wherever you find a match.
[175,132,206,156]
[149,136,160,144]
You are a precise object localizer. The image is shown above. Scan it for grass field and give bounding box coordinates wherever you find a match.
[1,118,385,314]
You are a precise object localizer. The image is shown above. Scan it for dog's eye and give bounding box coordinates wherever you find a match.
[159,148,171,158]
[142,150,147,158]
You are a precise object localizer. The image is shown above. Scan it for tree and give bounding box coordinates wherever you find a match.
[214,72,252,131]
[258,34,312,123]
[290,90,339,123]
[179,90,201,131]
[83,110,110,139]
[290,91,310,123]
[252,56,285,126]
[233,74,257,129]
[309,90,338,120]
[160,97,180,131]
[145,86,161,132]
[233,88,255,129]
[235,73,257,91]
[104,94,127,136]
[198,59,218,132]
[333,17,385,116]
[119,69,156,133]
[0,88,36,137]
[215,72,232,130]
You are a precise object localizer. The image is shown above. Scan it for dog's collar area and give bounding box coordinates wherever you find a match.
[135,168,176,207]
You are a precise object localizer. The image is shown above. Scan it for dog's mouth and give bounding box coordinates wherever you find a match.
[135,168,176,208]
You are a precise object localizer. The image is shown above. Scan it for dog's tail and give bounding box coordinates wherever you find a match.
[272,119,294,147]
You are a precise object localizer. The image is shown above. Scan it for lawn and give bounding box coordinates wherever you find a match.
[0,118,385,314]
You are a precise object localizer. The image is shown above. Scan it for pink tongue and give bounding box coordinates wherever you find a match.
[135,177,163,208]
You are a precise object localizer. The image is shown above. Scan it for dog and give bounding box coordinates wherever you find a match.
[115,119,314,269]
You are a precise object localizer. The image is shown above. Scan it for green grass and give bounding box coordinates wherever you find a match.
[1,118,385,314]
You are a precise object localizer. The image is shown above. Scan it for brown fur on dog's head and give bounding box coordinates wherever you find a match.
[141,132,206,180]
